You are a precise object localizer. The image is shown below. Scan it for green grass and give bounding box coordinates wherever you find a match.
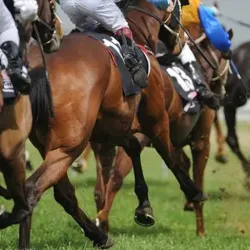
[1,121,250,249]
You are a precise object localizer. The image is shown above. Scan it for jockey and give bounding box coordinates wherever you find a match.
[59,0,155,89]
[178,0,229,110]
[0,0,38,98]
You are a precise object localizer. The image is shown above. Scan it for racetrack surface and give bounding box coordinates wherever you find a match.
[1,122,250,249]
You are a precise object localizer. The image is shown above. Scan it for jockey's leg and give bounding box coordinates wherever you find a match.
[0,0,31,96]
[178,42,220,110]
[60,0,148,88]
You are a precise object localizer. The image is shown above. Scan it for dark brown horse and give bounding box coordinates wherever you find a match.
[0,0,62,230]
[214,42,250,173]
[17,0,207,249]
[93,22,231,236]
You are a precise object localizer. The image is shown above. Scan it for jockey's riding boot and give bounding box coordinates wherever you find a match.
[1,41,31,94]
[115,27,148,88]
[183,61,220,110]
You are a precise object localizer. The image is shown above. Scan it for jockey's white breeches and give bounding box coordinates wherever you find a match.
[60,0,129,33]
[0,0,19,46]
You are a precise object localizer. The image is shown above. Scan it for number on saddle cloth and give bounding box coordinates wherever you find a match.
[162,62,201,114]
[198,5,231,52]
[86,32,150,96]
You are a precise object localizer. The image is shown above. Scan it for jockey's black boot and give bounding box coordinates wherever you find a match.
[1,41,31,94]
[115,27,148,88]
[183,61,220,110]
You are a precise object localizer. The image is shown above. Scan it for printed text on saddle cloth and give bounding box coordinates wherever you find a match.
[166,65,197,100]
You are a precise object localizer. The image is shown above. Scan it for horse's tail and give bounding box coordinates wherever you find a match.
[29,67,54,130]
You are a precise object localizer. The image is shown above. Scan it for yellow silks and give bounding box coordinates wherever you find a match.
[181,0,201,27]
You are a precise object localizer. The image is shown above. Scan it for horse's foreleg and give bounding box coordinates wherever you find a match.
[224,105,249,168]
[214,112,227,164]
[53,174,113,248]
[123,134,154,227]
[96,146,134,232]
[191,140,209,236]
[91,142,116,212]
[180,150,194,212]
[190,109,213,236]
[143,113,207,203]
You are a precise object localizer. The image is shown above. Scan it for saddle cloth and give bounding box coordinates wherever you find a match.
[161,61,201,114]
[87,32,151,96]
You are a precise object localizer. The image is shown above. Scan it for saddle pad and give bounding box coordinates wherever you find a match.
[86,32,150,96]
[161,62,201,114]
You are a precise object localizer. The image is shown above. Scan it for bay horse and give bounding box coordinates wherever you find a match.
[0,0,62,229]
[215,42,250,174]
[17,0,207,248]
[93,21,231,236]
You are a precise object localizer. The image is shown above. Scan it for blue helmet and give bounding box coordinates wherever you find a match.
[198,5,231,52]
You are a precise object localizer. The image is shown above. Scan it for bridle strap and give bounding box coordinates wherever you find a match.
[125,6,164,25]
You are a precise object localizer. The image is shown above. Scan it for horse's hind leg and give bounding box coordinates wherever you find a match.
[19,172,113,250]
[53,174,113,248]
[214,111,227,164]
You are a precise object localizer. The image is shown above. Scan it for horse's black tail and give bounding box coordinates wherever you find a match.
[29,67,54,130]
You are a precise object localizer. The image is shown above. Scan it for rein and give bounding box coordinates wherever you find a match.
[172,13,217,70]
[190,32,230,83]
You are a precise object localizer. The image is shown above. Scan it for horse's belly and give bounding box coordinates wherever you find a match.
[170,112,200,146]
[91,107,137,144]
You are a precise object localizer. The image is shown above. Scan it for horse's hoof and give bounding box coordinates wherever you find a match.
[94,235,114,249]
[184,202,194,212]
[134,206,155,227]
[197,231,206,237]
[215,155,228,164]
[191,192,208,203]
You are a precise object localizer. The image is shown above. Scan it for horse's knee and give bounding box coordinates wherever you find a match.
[110,169,124,192]
[191,139,209,155]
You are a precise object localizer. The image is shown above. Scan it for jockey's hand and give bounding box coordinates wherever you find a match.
[147,0,171,11]
[14,0,38,22]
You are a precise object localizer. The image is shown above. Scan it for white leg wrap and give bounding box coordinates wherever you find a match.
[177,42,196,65]
[60,0,128,33]
[0,0,20,46]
